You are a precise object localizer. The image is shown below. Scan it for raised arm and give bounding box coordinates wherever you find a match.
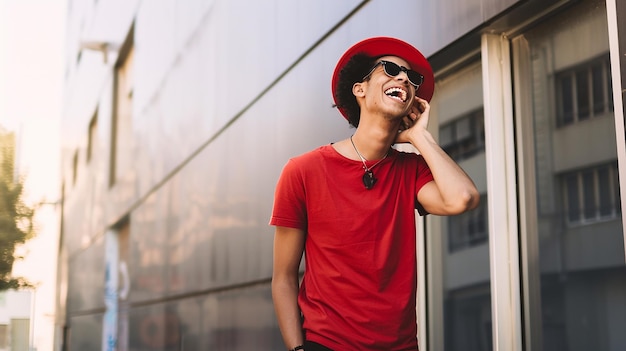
[272,226,306,349]
[397,96,480,215]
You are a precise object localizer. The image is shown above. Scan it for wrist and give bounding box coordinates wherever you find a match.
[288,345,304,351]
[409,127,436,149]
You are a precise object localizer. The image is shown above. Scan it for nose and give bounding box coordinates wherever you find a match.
[395,71,410,85]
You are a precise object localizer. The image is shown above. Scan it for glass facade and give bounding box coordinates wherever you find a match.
[513,1,626,350]
[431,62,492,351]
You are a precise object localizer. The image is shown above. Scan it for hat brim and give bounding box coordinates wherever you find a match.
[331,37,435,120]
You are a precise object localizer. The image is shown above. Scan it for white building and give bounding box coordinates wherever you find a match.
[0,291,32,351]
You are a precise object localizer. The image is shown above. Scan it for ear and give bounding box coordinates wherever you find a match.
[352,82,366,97]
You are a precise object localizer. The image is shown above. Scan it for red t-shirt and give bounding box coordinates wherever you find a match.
[270,144,433,351]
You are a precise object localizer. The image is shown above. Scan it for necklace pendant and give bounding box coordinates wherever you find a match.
[362,170,377,190]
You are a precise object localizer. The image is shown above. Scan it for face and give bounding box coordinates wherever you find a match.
[355,55,416,120]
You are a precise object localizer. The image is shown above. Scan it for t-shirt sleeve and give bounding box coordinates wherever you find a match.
[269,159,308,230]
[414,155,434,216]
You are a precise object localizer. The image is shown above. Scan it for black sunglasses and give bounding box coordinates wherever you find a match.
[363,60,424,88]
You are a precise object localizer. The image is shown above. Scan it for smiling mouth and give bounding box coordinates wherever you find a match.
[385,87,408,102]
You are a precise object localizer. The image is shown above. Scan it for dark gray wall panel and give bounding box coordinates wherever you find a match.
[127,284,281,351]
[69,313,103,350]
[67,236,105,314]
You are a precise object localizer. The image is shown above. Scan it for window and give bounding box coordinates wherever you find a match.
[110,26,134,186]
[440,109,485,162]
[72,150,79,185]
[562,162,621,225]
[555,55,613,127]
[0,324,7,348]
[87,109,97,162]
[448,195,488,252]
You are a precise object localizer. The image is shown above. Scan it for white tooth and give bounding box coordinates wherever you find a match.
[385,87,408,102]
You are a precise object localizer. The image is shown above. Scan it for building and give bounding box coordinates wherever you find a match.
[58,0,626,350]
[0,291,32,351]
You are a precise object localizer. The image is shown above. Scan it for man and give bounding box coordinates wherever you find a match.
[270,37,479,351]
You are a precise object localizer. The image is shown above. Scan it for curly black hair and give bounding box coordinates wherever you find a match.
[334,53,378,127]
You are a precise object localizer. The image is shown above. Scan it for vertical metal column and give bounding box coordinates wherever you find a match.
[606,0,626,256]
[425,215,444,351]
[511,35,544,351]
[481,33,523,351]
[416,216,428,351]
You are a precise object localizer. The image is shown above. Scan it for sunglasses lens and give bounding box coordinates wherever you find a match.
[407,72,424,87]
[382,61,401,76]
[382,61,423,88]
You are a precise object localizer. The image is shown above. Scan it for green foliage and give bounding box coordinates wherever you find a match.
[0,130,35,290]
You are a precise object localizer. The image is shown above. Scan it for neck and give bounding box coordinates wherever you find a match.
[351,118,398,160]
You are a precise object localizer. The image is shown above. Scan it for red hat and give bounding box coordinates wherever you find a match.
[331,37,435,120]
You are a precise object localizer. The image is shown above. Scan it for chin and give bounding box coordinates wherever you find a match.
[383,114,405,123]
[394,109,411,119]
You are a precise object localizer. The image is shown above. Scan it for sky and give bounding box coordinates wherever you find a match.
[0,1,66,350]
[0,0,65,199]
[0,0,65,134]
[0,0,64,212]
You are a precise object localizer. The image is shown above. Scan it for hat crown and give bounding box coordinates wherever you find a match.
[331,37,435,120]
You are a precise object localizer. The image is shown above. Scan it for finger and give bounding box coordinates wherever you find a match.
[409,97,420,114]
[415,97,430,113]
[414,99,425,114]
[409,108,420,121]
[401,116,412,131]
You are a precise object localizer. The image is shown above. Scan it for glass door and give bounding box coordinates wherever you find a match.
[513,1,626,350]
[430,59,493,351]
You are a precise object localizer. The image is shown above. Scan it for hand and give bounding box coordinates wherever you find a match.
[396,96,430,144]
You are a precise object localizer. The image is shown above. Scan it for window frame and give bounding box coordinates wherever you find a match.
[561,162,621,227]
[555,55,613,127]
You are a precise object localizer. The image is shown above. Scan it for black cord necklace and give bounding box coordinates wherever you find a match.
[350,135,389,190]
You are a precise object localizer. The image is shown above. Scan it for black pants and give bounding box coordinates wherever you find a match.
[304,341,418,351]
[304,340,334,351]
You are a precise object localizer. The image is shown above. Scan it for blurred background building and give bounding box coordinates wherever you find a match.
[55,0,625,350]
[0,128,33,351]
[0,290,32,351]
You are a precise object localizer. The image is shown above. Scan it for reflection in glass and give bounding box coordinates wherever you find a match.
[576,70,590,120]
[436,65,491,351]
[556,56,612,127]
[565,174,580,223]
[558,75,574,126]
[440,109,485,162]
[445,292,492,351]
[592,63,605,114]
[523,2,626,350]
[448,196,488,252]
